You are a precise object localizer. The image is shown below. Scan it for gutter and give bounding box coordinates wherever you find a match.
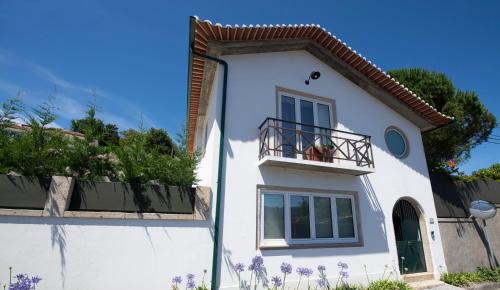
[187,16,228,290]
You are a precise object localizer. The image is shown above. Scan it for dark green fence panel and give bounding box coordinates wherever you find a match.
[69,180,196,214]
[0,175,51,209]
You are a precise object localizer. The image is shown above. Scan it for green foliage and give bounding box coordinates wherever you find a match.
[385,69,455,110]
[0,95,198,186]
[331,285,359,290]
[65,135,116,181]
[0,93,23,128]
[114,127,198,186]
[441,267,500,287]
[70,103,119,146]
[471,163,500,181]
[388,68,497,172]
[365,279,411,290]
[145,128,177,155]
[0,98,69,176]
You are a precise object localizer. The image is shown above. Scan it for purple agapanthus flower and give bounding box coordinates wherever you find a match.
[234,263,245,273]
[317,278,326,288]
[337,261,348,269]
[9,273,41,290]
[186,279,196,289]
[31,276,42,284]
[297,267,313,277]
[186,273,195,280]
[248,255,264,271]
[280,262,292,274]
[172,276,182,284]
[271,276,282,287]
[317,265,326,272]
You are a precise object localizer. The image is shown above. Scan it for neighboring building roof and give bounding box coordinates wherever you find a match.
[186,16,453,151]
[6,123,85,139]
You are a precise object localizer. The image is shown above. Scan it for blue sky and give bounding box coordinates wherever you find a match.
[0,0,498,173]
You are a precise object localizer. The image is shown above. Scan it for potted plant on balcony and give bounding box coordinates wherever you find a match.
[317,143,335,163]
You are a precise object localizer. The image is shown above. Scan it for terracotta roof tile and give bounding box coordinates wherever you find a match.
[186,16,453,151]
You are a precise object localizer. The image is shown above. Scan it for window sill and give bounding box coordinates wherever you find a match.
[259,241,363,250]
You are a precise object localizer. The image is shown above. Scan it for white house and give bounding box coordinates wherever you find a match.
[0,16,454,290]
[189,16,453,289]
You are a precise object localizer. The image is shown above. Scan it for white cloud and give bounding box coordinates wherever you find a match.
[0,50,159,130]
[0,79,24,96]
[55,95,88,120]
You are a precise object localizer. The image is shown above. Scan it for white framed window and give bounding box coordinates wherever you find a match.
[259,189,359,248]
[277,91,336,159]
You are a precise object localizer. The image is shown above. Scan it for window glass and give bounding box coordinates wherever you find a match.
[317,103,332,146]
[336,198,355,238]
[314,197,333,238]
[300,100,315,151]
[261,191,358,244]
[317,104,331,128]
[290,195,311,239]
[281,96,296,158]
[263,194,285,239]
[385,128,407,157]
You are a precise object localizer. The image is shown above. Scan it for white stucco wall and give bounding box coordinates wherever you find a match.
[0,216,214,290]
[196,50,448,289]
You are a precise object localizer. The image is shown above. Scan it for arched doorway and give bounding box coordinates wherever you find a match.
[393,199,427,274]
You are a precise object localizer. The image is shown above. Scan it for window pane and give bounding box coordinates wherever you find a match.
[300,100,315,152]
[336,198,355,238]
[385,129,407,157]
[281,96,296,158]
[290,195,311,239]
[317,104,331,128]
[314,197,333,238]
[317,103,332,147]
[263,194,285,239]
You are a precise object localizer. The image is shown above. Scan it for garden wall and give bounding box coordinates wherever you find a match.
[0,175,214,290]
[431,174,500,273]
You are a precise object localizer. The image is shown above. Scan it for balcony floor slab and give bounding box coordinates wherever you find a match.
[258,155,375,176]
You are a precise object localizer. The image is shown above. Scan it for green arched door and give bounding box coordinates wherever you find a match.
[393,200,427,274]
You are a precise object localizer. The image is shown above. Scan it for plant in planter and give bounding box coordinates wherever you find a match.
[1,98,69,177]
[319,143,336,163]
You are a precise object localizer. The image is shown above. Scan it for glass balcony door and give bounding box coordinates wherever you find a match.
[279,94,333,160]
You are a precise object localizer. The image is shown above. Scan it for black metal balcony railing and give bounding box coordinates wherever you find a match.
[258,118,374,168]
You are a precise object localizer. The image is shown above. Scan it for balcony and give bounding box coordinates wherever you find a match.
[258,118,375,175]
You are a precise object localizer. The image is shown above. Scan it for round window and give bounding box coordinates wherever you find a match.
[385,127,408,158]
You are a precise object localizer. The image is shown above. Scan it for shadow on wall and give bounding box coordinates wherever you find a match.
[256,168,389,259]
[0,207,213,287]
[431,174,500,269]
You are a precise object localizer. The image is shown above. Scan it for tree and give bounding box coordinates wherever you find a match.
[70,103,119,146]
[472,163,500,181]
[121,128,178,156]
[0,96,68,176]
[0,92,23,128]
[145,128,177,156]
[387,68,497,172]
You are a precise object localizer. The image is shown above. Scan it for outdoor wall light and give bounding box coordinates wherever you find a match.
[305,71,321,85]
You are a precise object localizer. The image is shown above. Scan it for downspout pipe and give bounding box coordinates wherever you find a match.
[189,43,228,289]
